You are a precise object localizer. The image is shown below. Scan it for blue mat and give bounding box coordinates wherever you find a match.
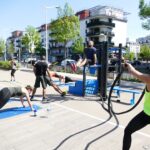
[53,80,75,87]
[0,105,41,119]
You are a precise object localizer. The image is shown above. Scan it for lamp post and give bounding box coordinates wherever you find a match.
[45,5,60,62]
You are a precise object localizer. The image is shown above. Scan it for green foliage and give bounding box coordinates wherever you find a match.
[7,41,15,55]
[21,25,41,53]
[57,3,74,18]
[139,44,150,60]
[50,3,80,61]
[0,61,11,70]
[124,50,135,61]
[35,43,46,55]
[0,38,5,57]
[139,0,150,30]
[50,15,80,44]
[50,3,80,56]
[71,36,84,53]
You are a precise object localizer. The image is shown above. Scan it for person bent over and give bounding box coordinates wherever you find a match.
[0,85,33,110]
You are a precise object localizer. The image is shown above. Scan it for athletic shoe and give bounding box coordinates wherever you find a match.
[61,91,66,97]
[30,96,34,101]
[42,97,48,102]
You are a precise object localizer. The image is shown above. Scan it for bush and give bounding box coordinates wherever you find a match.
[0,61,11,70]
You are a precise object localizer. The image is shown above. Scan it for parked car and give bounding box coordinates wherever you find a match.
[25,57,37,63]
[61,59,76,67]
[131,60,141,66]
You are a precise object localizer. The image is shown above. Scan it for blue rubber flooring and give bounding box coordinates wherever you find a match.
[0,104,41,119]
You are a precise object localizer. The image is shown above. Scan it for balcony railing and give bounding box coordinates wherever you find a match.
[87,21,115,28]
[86,31,115,37]
[94,41,114,47]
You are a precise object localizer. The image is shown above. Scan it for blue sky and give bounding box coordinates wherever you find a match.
[0,0,149,41]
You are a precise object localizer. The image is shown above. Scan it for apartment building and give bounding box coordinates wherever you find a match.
[6,30,23,59]
[136,35,150,46]
[76,5,128,48]
[6,5,128,62]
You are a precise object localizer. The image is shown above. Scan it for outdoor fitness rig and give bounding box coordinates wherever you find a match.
[81,34,145,115]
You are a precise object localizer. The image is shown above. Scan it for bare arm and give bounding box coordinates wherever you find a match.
[46,68,51,77]
[20,96,25,107]
[21,88,33,110]
[33,66,36,75]
[125,63,150,90]
[93,53,97,65]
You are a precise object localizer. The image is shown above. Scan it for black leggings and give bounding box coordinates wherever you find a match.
[11,69,16,76]
[0,88,11,109]
[123,111,150,150]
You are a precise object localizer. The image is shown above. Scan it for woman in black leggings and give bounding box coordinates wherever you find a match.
[123,111,150,150]
[123,63,150,150]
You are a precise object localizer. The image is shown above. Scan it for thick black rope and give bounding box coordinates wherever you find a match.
[108,66,145,115]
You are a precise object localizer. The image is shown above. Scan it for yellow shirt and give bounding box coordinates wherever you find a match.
[144,89,150,116]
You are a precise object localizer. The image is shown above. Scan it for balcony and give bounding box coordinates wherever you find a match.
[94,41,114,47]
[86,31,101,36]
[87,21,115,28]
[86,31,115,37]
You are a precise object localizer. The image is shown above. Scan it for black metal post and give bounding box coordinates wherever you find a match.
[100,41,108,101]
[97,43,103,95]
[117,43,122,86]
[82,65,86,97]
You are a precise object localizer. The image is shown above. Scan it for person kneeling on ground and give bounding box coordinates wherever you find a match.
[0,85,34,111]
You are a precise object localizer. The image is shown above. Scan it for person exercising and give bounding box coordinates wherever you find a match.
[76,40,97,67]
[122,63,150,150]
[76,40,97,96]
[49,71,76,83]
[0,85,34,111]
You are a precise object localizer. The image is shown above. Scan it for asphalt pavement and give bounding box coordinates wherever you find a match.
[0,68,149,150]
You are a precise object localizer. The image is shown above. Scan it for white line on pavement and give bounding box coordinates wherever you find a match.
[53,103,150,138]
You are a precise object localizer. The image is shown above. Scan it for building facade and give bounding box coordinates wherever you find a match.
[76,5,128,48]
[6,5,128,62]
[136,35,150,46]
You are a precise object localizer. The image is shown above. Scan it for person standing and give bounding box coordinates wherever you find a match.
[122,63,150,150]
[10,58,17,81]
[30,55,49,101]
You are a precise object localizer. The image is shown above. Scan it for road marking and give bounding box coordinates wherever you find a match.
[54,103,150,138]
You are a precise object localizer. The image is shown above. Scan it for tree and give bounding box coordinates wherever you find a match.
[35,43,46,55]
[139,0,150,30]
[124,50,135,61]
[7,41,15,58]
[50,3,80,59]
[21,25,41,55]
[0,38,5,57]
[71,36,84,54]
[139,44,150,62]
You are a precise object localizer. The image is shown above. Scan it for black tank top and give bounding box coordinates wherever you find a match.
[8,87,24,97]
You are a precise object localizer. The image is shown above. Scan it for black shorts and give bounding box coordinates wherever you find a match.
[0,88,11,109]
[65,76,74,83]
[44,76,53,86]
[11,69,16,76]
[34,76,47,89]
